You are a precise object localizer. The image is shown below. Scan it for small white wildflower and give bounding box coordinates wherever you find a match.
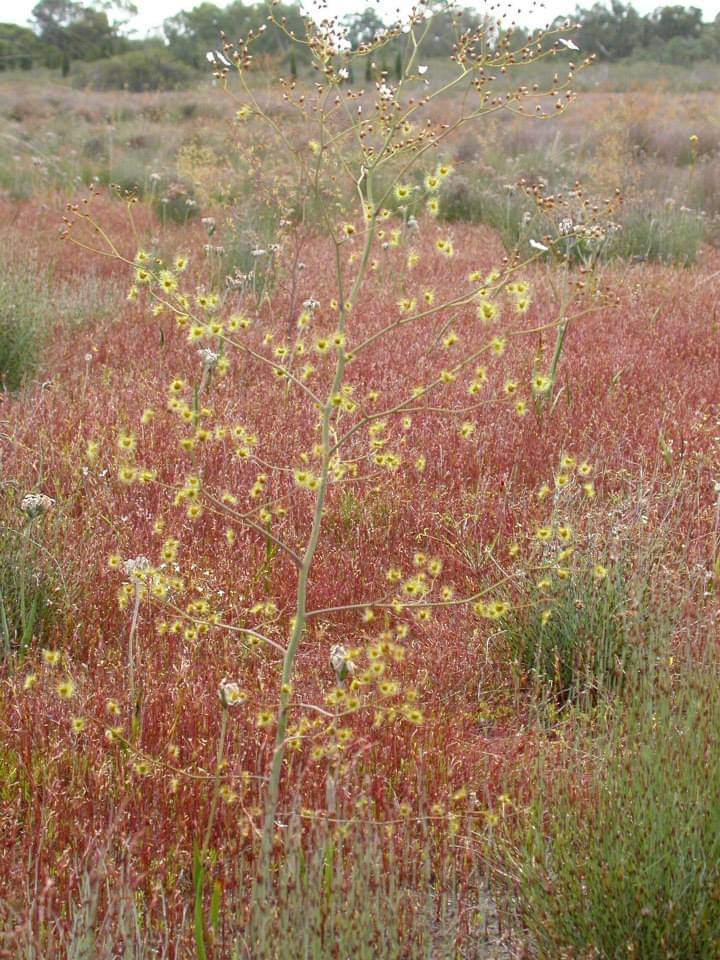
[218,678,247,708]
[330,644,356,683]
[558,37,580,50]
[123,556,151,579]
[418,64,428,74]
[20,493,55,519]
[530,239,549,252]
[198,348,219,372]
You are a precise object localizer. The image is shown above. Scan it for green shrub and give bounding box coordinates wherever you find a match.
[152,180,200,224]
[0,522,57,662]
[437,176,706,265]
[73,50,196,92]
[0,266,46,390]
[503,561,660,706]
[605,204,706,265]
[505,668,720,959]
[439,177,531,251]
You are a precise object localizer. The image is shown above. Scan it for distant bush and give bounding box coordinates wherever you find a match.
[73,50,196,92]
[438,177,707,265]
[606,204,706,265]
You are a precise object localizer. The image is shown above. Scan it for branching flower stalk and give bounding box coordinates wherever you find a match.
[63,3,605,899]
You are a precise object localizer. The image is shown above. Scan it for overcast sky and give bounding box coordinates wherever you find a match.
[7,0,720,38]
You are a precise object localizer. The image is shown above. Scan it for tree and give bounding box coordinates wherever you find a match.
[572,1,649,59]
[650,5,703,40]
[164,1,306,70]
[341,7,386,49]
[0,23,44,70]
[31,0,130,65]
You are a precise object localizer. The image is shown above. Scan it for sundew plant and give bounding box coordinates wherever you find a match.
[58,0,609,933]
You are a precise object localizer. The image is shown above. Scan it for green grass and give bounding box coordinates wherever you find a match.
[0,520,62,662]
[503,560,662,706]
[504,665,720,959]
[0,265,48,390]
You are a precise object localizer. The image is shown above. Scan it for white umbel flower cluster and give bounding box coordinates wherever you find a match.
[20,493,55,519]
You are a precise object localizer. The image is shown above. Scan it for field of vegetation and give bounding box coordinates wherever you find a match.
[1,10,720,959]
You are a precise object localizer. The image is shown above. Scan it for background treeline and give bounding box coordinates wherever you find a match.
[1,0,720,89]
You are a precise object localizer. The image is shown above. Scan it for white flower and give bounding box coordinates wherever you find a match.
[303,298,320,311]
[330,644,356,683]
[218,678,247,708]
[558,38,580,51]
[530,239,549,252]
[251,248,267,257]
[123,556,151,578]
[418,64,428,74]
[198,348,219,372]
[559,218,574,236]
[20,493,55,519]
[338,67,349,80]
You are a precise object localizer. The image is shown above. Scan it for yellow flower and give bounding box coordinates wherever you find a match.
[117,432,136,454]
[118,465,137,485]
[594,564,608,580]
[57,678,75,699]
[478,301,499,323]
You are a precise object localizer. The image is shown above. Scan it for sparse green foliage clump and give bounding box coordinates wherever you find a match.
[506,669,720,959]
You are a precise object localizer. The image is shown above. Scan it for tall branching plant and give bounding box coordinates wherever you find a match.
[62,3,603,898]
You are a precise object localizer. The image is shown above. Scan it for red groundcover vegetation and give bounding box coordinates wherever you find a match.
[1,193,719,951]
